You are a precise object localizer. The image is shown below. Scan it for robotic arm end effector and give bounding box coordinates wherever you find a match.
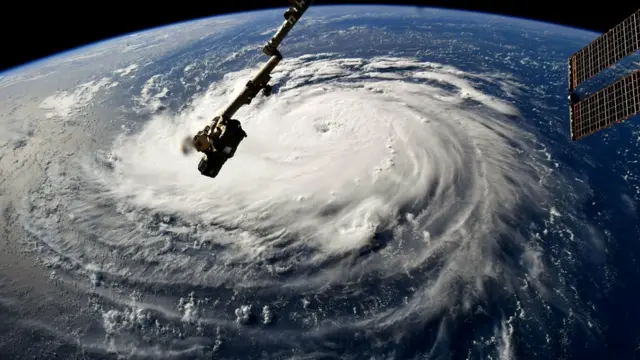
[192,117,248,178]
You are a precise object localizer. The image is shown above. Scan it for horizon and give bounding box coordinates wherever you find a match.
[2,4,600,77]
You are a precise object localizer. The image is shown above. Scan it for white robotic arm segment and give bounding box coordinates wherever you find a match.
[190,0,314,178]
[263,0,313,57]
[220,50,283,120]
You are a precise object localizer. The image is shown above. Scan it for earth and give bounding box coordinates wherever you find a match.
[1,5,639,360]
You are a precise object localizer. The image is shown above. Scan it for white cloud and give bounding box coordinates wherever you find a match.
[39,77,113,119]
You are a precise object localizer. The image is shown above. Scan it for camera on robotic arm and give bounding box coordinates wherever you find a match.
[192,116,247,178]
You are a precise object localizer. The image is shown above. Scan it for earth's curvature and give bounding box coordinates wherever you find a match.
[1,5,639,360]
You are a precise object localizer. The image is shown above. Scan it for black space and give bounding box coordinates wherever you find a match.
[2,1,637,73]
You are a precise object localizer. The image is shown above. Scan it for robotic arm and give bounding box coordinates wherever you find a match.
[189,0,313,178]
[263,0,313,57]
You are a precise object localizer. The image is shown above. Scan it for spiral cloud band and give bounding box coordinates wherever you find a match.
[22,54,576,358]
[110,54,538,259]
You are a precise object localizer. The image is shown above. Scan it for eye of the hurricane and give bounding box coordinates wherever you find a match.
[22,54,572,356]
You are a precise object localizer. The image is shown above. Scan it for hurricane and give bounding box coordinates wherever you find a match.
[18,54,600,359]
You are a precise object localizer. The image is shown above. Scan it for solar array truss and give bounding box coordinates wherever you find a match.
[568,9,640,140]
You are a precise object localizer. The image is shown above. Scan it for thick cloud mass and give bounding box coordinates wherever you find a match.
[109,54,542,256]
[22,54,580,357]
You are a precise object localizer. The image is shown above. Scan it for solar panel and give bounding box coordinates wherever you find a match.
[570,69,640,140]
[568,9,640,91]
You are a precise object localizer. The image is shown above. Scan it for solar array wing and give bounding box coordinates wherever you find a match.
[568,8,640,140]
[570,69,640,140]
[568,9,640,91]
